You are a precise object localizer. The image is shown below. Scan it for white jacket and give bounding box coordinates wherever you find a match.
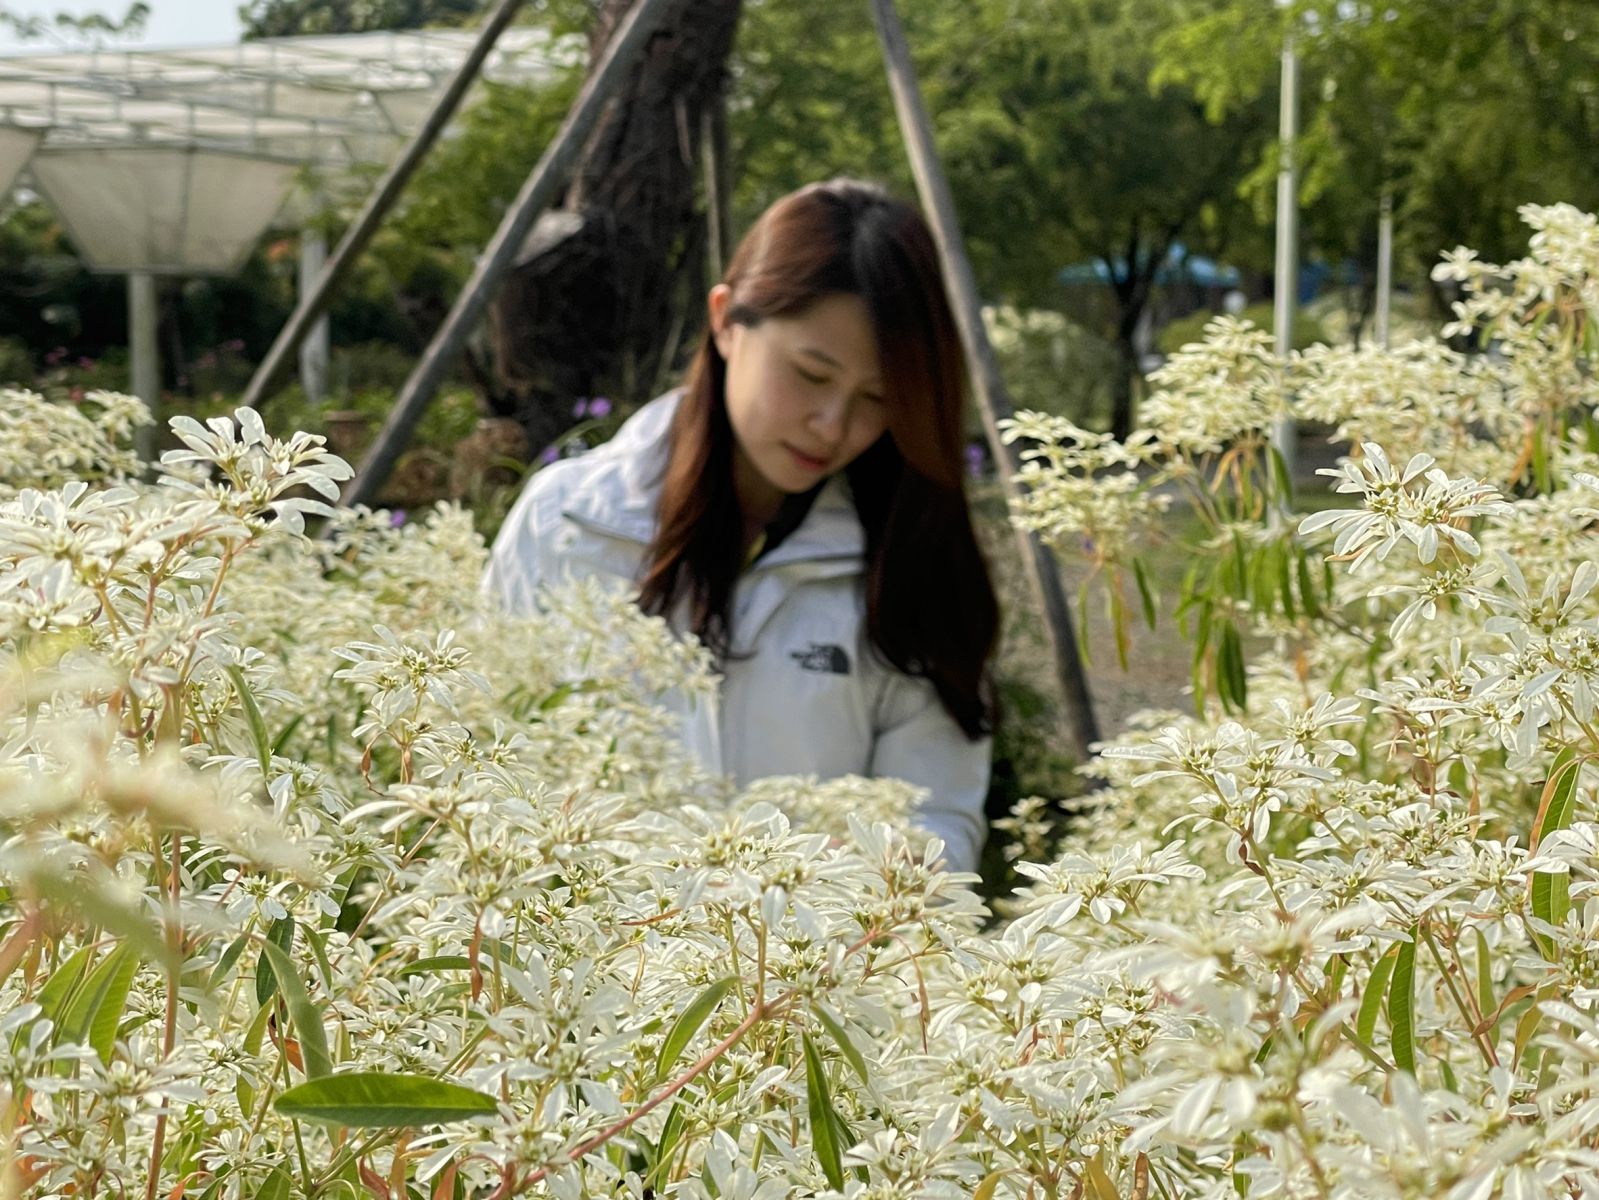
[481,392,990,872]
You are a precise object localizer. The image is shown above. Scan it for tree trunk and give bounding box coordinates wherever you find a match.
[488,0,743,450]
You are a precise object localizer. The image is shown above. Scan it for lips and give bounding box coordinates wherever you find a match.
[784,443,830,472]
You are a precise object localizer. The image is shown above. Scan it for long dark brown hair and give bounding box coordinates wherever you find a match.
[637,179,999,739]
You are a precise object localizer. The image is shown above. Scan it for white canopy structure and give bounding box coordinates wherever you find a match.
[0,26,563,414]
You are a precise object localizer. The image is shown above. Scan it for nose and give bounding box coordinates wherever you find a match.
[808,390,852,445]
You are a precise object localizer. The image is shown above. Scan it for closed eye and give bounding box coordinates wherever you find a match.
[794,364,829,385]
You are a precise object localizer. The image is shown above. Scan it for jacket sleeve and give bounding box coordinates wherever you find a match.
[868,673,990,875]
[480,460,579,615]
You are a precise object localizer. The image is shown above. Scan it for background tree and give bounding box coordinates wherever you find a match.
[1158,0,1599,328]
[237,0,480,37]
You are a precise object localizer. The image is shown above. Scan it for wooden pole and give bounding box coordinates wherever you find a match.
[240,0,531,412]
[868,0,1100,759]
[342,0,677,509]
[701,95,731,282]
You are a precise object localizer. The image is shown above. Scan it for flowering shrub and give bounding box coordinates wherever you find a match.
[3,201,1599,1199]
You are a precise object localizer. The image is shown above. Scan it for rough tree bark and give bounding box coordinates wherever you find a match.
[488,0,742,450]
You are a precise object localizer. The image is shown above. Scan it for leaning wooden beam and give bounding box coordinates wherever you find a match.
[342,0,677,508]
[868,0,1101,759]
[240,0,531,413]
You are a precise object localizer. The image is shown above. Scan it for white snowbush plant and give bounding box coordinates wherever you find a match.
[2,201,1599,1198]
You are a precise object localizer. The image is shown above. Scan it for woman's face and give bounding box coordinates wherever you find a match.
[708,286,889,519]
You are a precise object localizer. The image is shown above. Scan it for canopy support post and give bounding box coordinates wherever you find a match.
[129,271,160,464]
[869,0,1100,760]
[299,225,330,405]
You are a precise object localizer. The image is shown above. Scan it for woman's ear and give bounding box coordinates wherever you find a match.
[707,284,734,358]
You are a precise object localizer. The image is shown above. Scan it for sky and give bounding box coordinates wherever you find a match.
[0,0,243,52]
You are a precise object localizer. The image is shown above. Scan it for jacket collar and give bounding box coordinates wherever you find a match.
[560,390,866,570]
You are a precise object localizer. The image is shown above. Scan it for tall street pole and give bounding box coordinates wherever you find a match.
[1375,189,1393,348]
[1271,0,1299,486]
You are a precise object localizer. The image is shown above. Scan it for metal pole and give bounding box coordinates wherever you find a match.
[240,0,531,412]
[1270,8,1299,484]
[869,0,1100,758]
[1375,189,1393,349]
[128,271,159,464]
[342,0,677,509]
[299,225,330,404]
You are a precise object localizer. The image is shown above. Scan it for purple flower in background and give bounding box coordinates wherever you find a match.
[588,396,612,418]
[538,444,561,466]
[45,347,67,366]
[964,442,985,478]
[389,509,407,528]
[77,356,95,370]
[572,397,589,418]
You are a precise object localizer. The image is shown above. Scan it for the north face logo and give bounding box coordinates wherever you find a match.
[790,643,851,674]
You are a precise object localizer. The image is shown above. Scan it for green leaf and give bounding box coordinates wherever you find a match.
[32,943,94,1033]
[237,999,275,1118]
[305,926,335,993]
[1532,749,1584,954]
[210,933,250,991]
[1132,556,1158,629]
[257,1165,292,1200]
[224,663,273,780]
[271,712,305,757]
[398,955,474,978]
[1217,621,1246,712]
[64,945,138,1063]
[1296,548,1321,619]
[1474,928,1494,1022]
[646,1101,687,1189]
[1268,444,1294,509]
[256,915,295,1006]
[654,976,737,1083]
[803,1033,844,1191]
[1388,931,1418,1076]
[1276,537,1296,621]
[260,938,332,1079]
[275,1072,499,1127]
[1357,946,1399,1047]
[812,1004,868,1084]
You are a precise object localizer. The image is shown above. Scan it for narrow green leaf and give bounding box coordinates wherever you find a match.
[1474,928,1494,1024]
[1532,750,1584,953]
[803,1033,844,1191]
[398,956,474,978]
[260,937,332,1079]
[646,1101,686,1189]
[1296,548,1322,619]
[1218,621,1247,712]
[58,946,125,1046]
[271,712,305,757]
[1357,947,1399,1047]
[210,933,250,992]
[305,926,335,994]
[33,944,94,1031]
[1276,537,1296,621]
[236,998,275,1118]
[1268,444,1294,509]
[256,915,295,1006]
[87,946,139,1065]
[1132,556,1158,629]
[275,1072,499,1127]
[224,663,273,780]
[1514,994,1546,1068]
[257,1165,292,1200]
[654,976,737,1083]
[1389,931,1418,1075]
[812,1004,868,1084]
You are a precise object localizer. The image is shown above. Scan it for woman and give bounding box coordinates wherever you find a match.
[483,179,1000,874]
